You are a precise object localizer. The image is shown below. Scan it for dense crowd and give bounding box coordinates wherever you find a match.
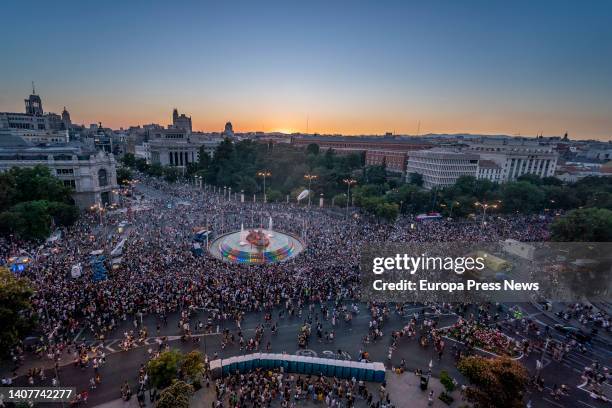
[2,175,608,406]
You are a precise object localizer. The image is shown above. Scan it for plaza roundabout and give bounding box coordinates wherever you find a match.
[208,223,305,264]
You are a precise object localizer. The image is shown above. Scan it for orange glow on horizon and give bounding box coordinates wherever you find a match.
[22,102,612,140]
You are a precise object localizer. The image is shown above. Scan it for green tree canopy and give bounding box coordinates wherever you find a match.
[551,208,612,242]
[408,172,423,187]
[501,181,545,213]
[458,356,529,408]
[148,349,183,389]
[180,351,204,383]
[155,380,193,408]
[116,167,133,185]
[306,143,320,155]
[0,267,35,356]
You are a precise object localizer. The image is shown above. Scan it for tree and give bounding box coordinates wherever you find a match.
[120,153,137,168]
[0,172,17,212]
[501,181,545,213]
[47,201,79,227]
[148,350,183,390]
[585,191,612,210]
[551,208,612,242]
[458,356,529,408]
[180,351,204,384]
[0,166,79,240]
[163,167,181,183]
[135,158,150,172]
[266,189,283,202]
[363,165,386,185]
[155,380,193,408]
[9,201,53,240]
[198,146,212,169]
[332,194,347,207]
[116,167,133,186]
[147,163,163,177]
[306,143,320,155]
[0,267,35,356]
[408,172,423,187]
[9,166,73,204]
[375,202,399,221]
[516,173,543,185]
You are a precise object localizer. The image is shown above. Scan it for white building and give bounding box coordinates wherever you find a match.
[0,135,118,209]
[476,159,502,183]
[148,129,221,167]
[464,140,558,181]
[406,149,479,189]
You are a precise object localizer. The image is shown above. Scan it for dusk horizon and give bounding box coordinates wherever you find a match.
[2,0,612,140]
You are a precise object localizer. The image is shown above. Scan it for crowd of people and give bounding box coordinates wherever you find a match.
[1,174,609,406]
[215,368,392,408]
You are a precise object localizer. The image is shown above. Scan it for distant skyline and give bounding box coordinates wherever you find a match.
[1,0,611,140]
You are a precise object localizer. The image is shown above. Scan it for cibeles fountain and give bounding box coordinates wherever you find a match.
[208,217,305,264]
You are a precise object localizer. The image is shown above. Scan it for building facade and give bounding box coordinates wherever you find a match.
[0,128,69,145]
[1,90,72,131]
[171,109,192,133]
[464,140,558,181]
[365,150,408,175]
[476,159,502,183]
[291,135,430,153]
[406,149,479,189]
[148,129,221,167]
[0,136,118,209]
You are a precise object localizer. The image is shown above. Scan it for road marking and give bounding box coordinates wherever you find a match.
[73,328,85,343]
[441,335,524,360]
[105,339,118,352]
[577,401,599,408]
[542,397,565,407]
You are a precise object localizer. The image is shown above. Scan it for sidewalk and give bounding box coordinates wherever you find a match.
[385,371,465,408]
[92,371,467,408]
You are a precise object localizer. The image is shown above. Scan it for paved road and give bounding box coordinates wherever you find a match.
[8,301,610,408]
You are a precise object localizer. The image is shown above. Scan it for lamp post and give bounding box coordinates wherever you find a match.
[449,201,459,218]
[474,201,499,226]
[304,174,318,207]
[257,171,271,203]
[343,178,357,219]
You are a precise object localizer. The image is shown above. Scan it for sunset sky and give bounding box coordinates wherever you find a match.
[1,0,611,140]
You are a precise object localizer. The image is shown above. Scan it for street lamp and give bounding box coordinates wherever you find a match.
[304,174,318,207]
[474,201,499,225]
[343,178,357,219]
[257,171,271,203]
